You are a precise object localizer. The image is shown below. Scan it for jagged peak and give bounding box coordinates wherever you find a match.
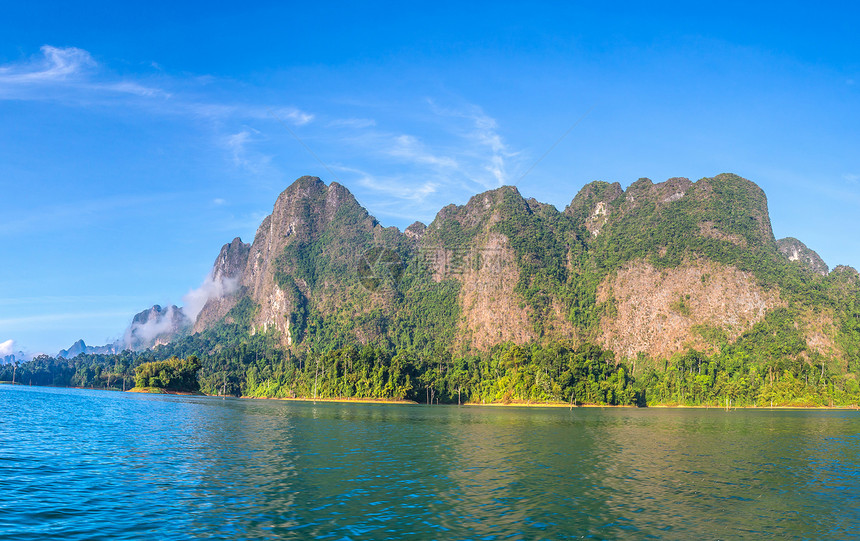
[565,180,623,216]
[777,237,828,275]
[253,176,374,246]
[430,185,524,230]
[405,221,427,240]
[213,237,251,282]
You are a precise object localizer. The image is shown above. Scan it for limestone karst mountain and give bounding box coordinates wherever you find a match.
[180,174,859,375]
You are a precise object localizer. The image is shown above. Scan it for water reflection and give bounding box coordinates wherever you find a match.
[2,387,859,540]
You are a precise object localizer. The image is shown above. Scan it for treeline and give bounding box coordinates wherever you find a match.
[0,338,639,405]
[0,352,137,390]
[5,333,857,406]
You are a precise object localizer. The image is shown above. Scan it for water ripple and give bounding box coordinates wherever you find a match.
[2,387,859,539]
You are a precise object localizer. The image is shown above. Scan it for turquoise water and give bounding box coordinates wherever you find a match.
[1,385,859,539]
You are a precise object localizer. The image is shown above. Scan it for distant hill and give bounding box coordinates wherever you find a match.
[57,339,120,358]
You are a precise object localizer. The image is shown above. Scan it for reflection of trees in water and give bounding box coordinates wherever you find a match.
[184,399,300,538]
[596,409,858,538]
[441,407,628,538]
[157,401,859,539]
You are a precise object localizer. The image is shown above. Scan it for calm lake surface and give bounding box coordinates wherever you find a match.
[1,385,859,540]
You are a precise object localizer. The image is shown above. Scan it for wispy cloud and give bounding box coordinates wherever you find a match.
[387,134,458,168]
[0,339,15,356]
[327,117,377,129]
[0,45,314,176]
[844,173,859,184]
[427,100,521,188]
[0,46,95,84]
[335,165,439,202]
[0,45,165,99]
[318,100,525,222]
[224,128,273,172]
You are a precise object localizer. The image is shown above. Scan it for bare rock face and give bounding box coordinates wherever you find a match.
[596,260,782,359]
[456,232,536,349]
[213,237,251,282]
[239,176,379,342]
[777,237,828,275]
[192,237,251,332]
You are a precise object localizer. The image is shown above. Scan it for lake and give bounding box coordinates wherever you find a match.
[1,385,858,539]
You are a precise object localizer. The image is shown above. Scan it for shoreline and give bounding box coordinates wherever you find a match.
[127,387,202,395]
[3,383,858,409]
[238,395,418,405]
[463,401,636,408]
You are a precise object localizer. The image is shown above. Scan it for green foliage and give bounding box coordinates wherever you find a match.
[133,356,202,392]
[226,296,259,330]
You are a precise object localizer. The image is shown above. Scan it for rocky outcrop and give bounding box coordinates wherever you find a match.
[405,221,426,240]
[565,180,623,237]
[777,237,828,275]
[192,237,250,333]
[124,305,190,350]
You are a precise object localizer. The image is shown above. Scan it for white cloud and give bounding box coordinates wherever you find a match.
[272,106,314,126]
[426,101,520,188]
[0,339,15,356]
[306,99,528,224]
[122,305,188,349]
[226,129,254,166]
[181,274,240,323]
[844,173,859,184]
[344,166,439,202]
[213,198,226,205]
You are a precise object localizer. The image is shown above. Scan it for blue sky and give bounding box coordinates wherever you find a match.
[1,1,858,356]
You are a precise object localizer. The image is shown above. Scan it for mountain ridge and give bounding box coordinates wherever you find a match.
[179,173,855,371]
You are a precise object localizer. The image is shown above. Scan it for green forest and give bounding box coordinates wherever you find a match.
[2,326,858,406]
